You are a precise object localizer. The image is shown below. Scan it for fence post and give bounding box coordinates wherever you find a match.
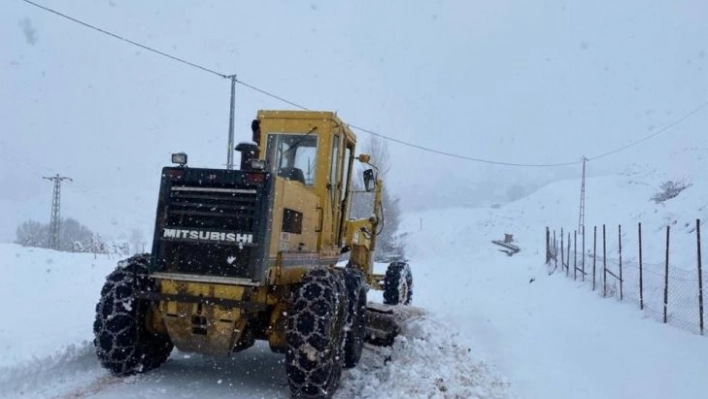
[574,230,577,280]
[593,226,597,291]
[561,228,565,273]
[639,222,644,310]
[554,230,558,271]
[664,226,670,324]
[619,224,623,301]
[603,224,607,297]
[546,227,551,264]
[697,219,703,335]
[567,232,571,277]
[582,225,586,282]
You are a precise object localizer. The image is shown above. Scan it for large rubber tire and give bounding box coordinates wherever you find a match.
[383,261,413,305]
[93,254,173,376]
[342,268,367,369]
[286,268,348,399]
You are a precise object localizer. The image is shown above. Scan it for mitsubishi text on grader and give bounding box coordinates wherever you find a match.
[93,110,413,398]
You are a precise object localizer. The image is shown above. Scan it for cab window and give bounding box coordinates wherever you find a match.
[329,135,340,203]
[265,133,318,186]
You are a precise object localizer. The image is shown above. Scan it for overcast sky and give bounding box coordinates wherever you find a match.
[1,0,707,241]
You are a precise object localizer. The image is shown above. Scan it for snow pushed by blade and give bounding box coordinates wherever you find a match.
[339,306,512,399]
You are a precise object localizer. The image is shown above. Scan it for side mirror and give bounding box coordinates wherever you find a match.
[363,169,376,192]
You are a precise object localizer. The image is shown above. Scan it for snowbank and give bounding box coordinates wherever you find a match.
[340,307,512,399]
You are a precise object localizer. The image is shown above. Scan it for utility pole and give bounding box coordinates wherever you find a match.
[226,74,237,170]
[578,156,587,236]
[43,174,72,250]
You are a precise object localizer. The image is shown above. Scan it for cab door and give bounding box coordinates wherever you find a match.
[333,133,356,249]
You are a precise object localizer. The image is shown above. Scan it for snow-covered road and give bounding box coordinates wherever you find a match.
[0,245,510,399]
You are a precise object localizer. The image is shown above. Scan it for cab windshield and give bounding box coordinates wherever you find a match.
[265,133,318,186]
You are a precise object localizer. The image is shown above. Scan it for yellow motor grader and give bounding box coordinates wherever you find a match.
[93,110,413,398]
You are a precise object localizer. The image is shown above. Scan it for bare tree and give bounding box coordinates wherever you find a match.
[15,220,49,248]
[16,218,96,251]
[650,179,692,204]
[129,228,146,254]
[59,218,94,252]
[365,135,392,177]
[90,233,108,258]
[351,135,405,262]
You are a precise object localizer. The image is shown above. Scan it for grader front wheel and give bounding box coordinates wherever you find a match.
[383,261,413,305]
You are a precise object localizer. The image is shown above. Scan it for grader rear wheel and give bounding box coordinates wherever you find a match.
[93,254,173,376]
[286,268,349,398]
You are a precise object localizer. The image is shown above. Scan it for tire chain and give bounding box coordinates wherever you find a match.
[93,254,172,376]
[383,262,413,305]
[286,268,349,399]
[342,268,367,368]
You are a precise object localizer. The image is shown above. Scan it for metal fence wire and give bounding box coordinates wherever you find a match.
[545,220,705,336]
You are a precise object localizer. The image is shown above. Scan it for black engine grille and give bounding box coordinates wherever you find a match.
[157,184,263,279]
[167,186,258,231]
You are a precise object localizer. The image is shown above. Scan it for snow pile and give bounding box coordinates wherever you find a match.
[340,307,512,399]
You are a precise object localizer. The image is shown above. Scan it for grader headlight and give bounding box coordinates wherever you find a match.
[171,152,188,166]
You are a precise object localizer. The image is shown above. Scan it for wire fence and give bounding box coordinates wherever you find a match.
[545,220,705,335]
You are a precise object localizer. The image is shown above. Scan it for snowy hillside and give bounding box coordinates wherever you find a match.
[405,145,708,266]
[399,144,708,398]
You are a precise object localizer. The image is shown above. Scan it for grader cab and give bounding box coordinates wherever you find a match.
[93,110,413,398]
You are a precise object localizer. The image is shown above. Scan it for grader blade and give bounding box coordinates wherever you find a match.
[364,302,401,346]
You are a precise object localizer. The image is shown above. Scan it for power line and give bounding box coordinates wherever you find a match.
[1,142,152,220]
[235,77,708,166]
[21,0,228,79]
[19,0,708,168]
[347,123,582,167]
[21,0,581,168]
[0,141,53,175]
[234,79,581,167]
[588,100,708,161]
[236,80,310,111]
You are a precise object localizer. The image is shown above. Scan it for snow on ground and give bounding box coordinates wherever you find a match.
[1,146,707,399]
[340,307,510,399]
[0,244,511,399]
[406,235,708,399]
[400,144,708,399]
[0,245,116,367]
